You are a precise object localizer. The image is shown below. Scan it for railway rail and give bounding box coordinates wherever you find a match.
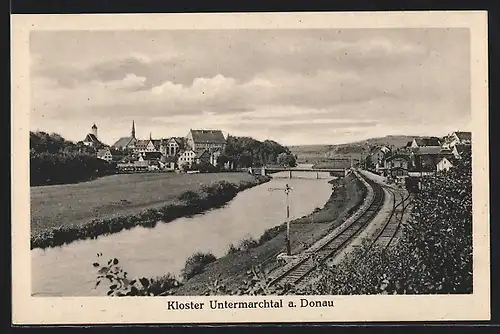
[372,185,412,249]
[268,170,385,290]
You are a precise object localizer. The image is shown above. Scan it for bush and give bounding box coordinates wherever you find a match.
[181,252,217,281]
[237,237,259,252]
[226,243,240,255]
[178,190,201,204]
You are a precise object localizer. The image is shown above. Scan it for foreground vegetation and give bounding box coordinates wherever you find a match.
[31,175,270,249]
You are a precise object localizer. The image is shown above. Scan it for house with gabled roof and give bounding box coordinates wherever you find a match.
[385,154,411,179]
[96,147,113,162]
[442,131,472,149]
[177,149,197,169]
[437,156,460,172]
[160,155,177,171]
[410,146,454,173]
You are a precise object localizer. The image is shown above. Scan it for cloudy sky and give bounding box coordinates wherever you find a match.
[30,28,471,146]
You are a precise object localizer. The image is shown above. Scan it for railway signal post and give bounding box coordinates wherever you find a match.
[269,183,294,256]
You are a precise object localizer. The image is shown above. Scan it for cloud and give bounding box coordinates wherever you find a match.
[29,28,471,145]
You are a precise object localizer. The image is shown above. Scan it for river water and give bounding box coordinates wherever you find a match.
[31,165,334,296]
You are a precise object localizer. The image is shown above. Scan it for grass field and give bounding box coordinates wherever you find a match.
[30,172,255,234]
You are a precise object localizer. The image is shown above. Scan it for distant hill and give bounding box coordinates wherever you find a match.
[289,135,434,163]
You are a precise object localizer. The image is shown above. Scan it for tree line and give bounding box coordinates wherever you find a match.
[30,131,116,186]
[218,135,297,168]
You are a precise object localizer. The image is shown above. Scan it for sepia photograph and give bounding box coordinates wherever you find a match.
[12,11,489,324]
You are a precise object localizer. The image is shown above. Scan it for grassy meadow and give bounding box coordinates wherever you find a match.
[30,172,256,235]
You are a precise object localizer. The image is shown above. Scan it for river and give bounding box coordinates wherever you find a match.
[31,165,334,296]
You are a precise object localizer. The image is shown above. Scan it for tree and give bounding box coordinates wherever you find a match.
[364,155,375,170]
[277,152,297,167]
[30,131,116,186]
[223,135,290,168]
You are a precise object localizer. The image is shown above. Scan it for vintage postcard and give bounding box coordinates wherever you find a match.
[12,11,489,324]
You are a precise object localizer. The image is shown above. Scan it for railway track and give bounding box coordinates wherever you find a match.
[268,171,385,290]
[372,185,412,249]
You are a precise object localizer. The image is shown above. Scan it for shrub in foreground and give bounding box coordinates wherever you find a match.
[181,252,217,281]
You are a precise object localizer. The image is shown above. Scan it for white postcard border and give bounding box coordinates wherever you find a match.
[11,11,490,324]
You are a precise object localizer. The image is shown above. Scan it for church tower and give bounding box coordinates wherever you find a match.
[91,123,98,138]
[131,120,136,139]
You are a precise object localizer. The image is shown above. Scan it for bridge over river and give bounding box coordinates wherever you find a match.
[250,166,349,178]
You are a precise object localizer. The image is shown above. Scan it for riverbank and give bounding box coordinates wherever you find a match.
[31,173,270,250]
[172,172,366,295]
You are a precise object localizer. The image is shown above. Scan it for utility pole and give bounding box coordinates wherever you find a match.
[269,183,294,255]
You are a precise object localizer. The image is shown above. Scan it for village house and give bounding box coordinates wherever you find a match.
[177,149,197,169]
[96,147,113,162]
[436,156,459,173]
[370,146,391,162]
[186,129,226,152]
[409,146,454,176]
[160,155,177,171]
[83,124,105,148]
[385,154,411,179]
[441,131,472,149]
[112,121,138,151]
[368,146,390,173]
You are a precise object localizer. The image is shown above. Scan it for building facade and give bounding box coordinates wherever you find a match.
[178,150,197,169]
[186,129,226,152]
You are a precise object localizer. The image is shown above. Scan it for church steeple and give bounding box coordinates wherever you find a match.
[131,120,136,139]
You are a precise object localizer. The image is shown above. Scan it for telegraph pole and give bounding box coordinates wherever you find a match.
[269,183,293,255]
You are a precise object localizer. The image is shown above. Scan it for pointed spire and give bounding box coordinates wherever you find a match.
[150,132,152,140]
[131,120,136,139]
